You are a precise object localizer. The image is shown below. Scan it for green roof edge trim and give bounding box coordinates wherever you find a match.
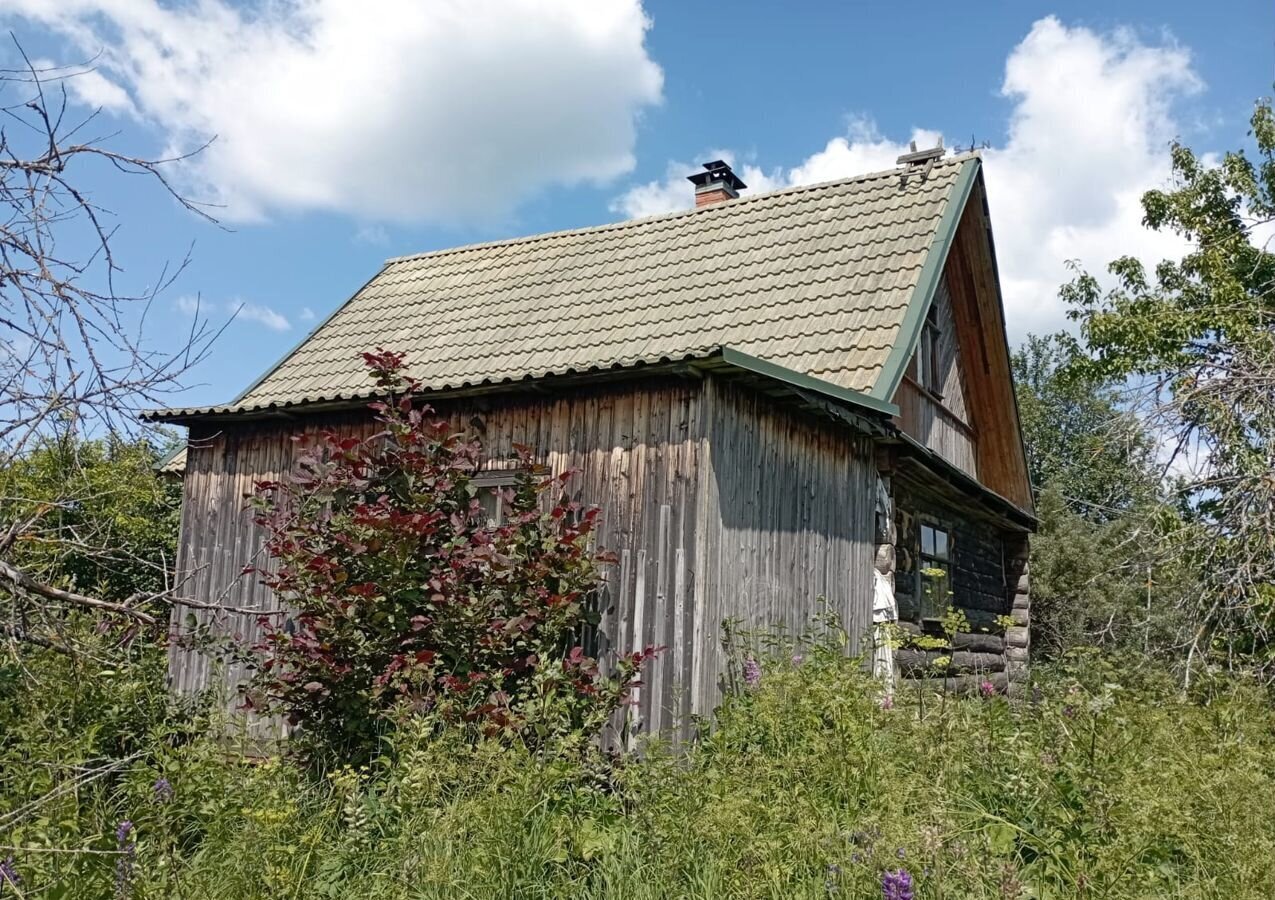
[869,157,980,401]
[226,263,392,408]
[719,347,899,417]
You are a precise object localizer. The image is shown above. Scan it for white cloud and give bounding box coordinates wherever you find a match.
[174,295,201,316]
[33,59,137,116]
[353,224,390,246]
[233,302,291,332]
[175,295,291,332]
[614,17,1201,340]
[4,0,663,224]
[299,307,316,323]
[983,17,1199,338]
[611,121,940,219]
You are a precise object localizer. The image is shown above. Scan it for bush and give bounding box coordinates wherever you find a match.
[246,350,656,763]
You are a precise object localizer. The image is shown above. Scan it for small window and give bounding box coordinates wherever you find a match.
[917,521,952,621]
[919,304,944,397]
[472,470,524,527]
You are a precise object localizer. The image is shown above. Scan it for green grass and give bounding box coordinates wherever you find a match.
[3,645,1274,899]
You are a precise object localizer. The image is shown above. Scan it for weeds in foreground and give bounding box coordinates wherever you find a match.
[2,638,1273,898]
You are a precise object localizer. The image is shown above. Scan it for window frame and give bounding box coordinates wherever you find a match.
[471,469,527,527]
[916,520,952,622]
[918,303,944,399]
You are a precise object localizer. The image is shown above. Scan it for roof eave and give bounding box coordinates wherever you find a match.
[895,431,1038,531]
[142,347,898,428]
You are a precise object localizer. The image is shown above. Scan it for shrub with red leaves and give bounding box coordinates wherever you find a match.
[244,349,657,762]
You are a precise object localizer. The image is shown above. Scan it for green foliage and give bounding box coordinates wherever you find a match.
[3,637,1273,898]
[1027,488,1189,660]
[1062,98,1275,672]
[1010,331,1189,661]
[0,435,181,605]
[1011,334,1157,520]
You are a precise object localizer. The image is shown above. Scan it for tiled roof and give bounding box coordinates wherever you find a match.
[153,154,978,420]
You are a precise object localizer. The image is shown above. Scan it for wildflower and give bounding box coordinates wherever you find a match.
[824,862,842,895]
[114,820,136,899]
[881,868,914,900]
[0,856,19,887]
[153,777,173,803]
[792,654,804,667]
[879,694,895,711]
[979,680,996,698]
[743,657,761,688]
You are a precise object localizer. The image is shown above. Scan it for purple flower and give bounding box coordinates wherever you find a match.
[0,856,19,887]
[153,777,173,803]
[879,694,895,711]
[881,868,914,900]
[114,820,135,899]
[791,654,804,667]
[743,657,761,688]
[980,680,997,698]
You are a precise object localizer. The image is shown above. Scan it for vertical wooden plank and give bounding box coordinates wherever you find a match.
[627,549,647,750]
[672,546,687,741]
[648,503,670,735]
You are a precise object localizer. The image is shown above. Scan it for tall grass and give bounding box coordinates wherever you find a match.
[3,643,1274,898]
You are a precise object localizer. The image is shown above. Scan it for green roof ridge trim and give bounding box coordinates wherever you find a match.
[719,347,899,417]
[869,157,980,401]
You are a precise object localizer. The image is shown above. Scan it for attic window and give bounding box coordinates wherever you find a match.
[918,303,944,398]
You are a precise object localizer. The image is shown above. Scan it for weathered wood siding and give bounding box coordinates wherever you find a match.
[170,375,879,743]
[695,376,878,705]
[893,279,979,478]
[943,187,1033,509]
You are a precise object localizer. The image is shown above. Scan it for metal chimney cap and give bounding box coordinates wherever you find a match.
[687,159,747,192]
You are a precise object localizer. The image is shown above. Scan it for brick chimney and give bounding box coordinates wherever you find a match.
[688,159,746,208]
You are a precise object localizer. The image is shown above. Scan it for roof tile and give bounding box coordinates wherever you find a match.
[175,156,973,417]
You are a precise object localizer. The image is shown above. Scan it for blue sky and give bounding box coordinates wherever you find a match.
[0,0,1270,410]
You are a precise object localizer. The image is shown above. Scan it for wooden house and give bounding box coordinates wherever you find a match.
[148,151,1035,741]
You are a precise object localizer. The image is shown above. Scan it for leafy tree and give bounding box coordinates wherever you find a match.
[0,436,181,650]
[1064,98,1275,677]
[246,351,658,763]
[1012,334,1158,519]
[1011,334,1187,658]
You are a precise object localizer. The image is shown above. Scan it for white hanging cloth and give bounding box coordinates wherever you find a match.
[872,475,897,695]
[873,569,897,694]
